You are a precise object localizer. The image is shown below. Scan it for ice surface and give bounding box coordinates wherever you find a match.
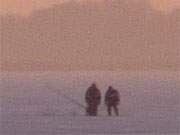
[0,71,179,135]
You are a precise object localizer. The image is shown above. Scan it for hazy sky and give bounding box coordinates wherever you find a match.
[1,0,179,71]
[1,0,180,15]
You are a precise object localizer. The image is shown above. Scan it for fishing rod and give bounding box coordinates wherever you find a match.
[46,85,86,109]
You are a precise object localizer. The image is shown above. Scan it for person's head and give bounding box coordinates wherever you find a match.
[108,86,113,90]
[92,82,96,88]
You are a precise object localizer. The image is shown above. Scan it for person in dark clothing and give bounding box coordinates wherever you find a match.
[85,83,101,116]
[105,86,120,116]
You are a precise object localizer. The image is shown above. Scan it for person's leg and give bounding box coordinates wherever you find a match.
[86,106,90,116]
[113,105,119,116]
[92,104,98,116]
[88,105,93,116]
[94,107,97,116]
[107,105,112,116]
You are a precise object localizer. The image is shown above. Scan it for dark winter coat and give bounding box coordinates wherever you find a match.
[85,86,101,105]
[105,89,120,106]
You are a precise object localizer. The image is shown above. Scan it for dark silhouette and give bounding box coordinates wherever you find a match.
[105,86,120,116]
[85,83,101,116]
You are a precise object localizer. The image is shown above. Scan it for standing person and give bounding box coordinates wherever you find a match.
[85,83,101,116]
[105,86,120,116]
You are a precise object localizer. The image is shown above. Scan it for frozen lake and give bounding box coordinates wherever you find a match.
[0,71,179,135]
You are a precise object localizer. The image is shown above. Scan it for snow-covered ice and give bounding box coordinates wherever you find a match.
[0,71,179,135]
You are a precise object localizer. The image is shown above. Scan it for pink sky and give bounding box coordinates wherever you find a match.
[1,0,179,71]
[1,0,180,15]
